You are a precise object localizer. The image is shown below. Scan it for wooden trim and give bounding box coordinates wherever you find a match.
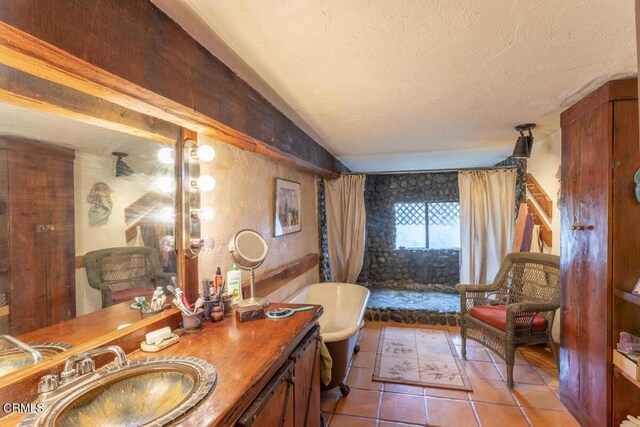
[0,64,179,144]
[526,199,553,247]
[124,192,164,226]
[560,79,638,126]
[0,135,75,160]
[613,350,640,387]
[614,288,640,306]
[243,253,319,298]
[74,255,84,270]
[0,21,345,178]
[526,173,553,219]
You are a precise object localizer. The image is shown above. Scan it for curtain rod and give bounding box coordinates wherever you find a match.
[339,165,519,176]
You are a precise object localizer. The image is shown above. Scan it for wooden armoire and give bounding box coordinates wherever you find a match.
[0,137,75,336]
[560,79,640,426]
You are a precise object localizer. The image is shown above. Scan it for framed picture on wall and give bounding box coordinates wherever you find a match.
[274,178,301,237]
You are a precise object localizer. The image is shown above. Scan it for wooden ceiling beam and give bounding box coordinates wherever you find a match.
[0,64,179,144]
[0,9,346,177]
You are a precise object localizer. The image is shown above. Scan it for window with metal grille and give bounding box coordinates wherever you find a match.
[394,202,460,249]
[428,202,460,249]
[394,203,426,248]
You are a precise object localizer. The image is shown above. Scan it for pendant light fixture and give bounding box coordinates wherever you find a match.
[112,152,135,177]
[512,123,536,159]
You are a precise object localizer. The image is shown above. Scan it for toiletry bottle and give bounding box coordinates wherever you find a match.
[227,265,243,304]
[202,278,211,300]
[214,267,224,296]
[208,279,215,298]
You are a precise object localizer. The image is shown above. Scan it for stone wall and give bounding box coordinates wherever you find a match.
[317,178,331,282]
[494,157,527,215]
[357,172,460,290]
[365,308,460,326]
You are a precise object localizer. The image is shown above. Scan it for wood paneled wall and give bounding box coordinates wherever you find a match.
[0,0,348,177]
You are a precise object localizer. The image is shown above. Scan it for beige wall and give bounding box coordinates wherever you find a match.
[198,134,320,302]
[526,130,562,256]
[74,152,160,315]
[526,129,562,342]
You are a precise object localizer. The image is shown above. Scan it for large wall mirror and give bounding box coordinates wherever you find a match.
[0,67,181,378]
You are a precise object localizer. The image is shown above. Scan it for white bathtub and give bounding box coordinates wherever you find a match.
[286,282,370,392]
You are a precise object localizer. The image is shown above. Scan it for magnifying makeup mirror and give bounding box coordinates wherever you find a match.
[228,229,269,307]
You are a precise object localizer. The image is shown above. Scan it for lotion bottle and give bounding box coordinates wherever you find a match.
[227,265,243,304]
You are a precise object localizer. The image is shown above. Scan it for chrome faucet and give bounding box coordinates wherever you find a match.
[60,345,128,382]
[38,345,129,396]
[0,335,42,363]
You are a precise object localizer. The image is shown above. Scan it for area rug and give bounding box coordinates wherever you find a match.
[372,326,473,391]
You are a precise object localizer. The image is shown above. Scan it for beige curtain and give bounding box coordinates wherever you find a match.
[459,169,517,284]
[324,175,366,283]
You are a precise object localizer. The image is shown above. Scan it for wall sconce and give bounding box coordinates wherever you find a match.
[112,152,134,177]
[512,123,536,159]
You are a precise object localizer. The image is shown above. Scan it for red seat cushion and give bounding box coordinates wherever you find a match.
[112,287,155,305]
[469,305,548,333]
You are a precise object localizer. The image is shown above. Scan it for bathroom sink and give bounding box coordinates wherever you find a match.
[22,355,216,427]
[0,343,70,377]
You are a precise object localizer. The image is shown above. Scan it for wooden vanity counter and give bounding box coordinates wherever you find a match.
[15,301,146,347]
[125,303,323,427]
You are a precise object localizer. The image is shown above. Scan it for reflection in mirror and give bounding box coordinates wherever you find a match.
[0,101,177,376]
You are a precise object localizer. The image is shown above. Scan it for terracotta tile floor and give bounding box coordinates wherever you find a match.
[321,322,579,427]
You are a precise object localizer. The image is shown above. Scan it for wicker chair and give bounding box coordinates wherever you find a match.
[457,252,560,388]
[84,246,175,308]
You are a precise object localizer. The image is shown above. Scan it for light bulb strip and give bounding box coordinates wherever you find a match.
[181,138,216,258]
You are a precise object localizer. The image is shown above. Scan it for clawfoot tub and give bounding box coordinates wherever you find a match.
[286,282,370,396]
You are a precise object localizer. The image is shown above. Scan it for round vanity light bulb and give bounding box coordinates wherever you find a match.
[200,236,216,252]
[159,235,175,252]
[157,147,174,164]
[196,175,216,192]
[157,177,175,193]
[198,206,215,222]
[196,145,215,162]
[159,207,175,223]
[190,237,215,253]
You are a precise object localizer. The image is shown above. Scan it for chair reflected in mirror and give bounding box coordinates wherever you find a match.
[84,247,174,308]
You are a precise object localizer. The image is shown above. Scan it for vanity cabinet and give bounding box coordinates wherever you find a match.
[290,327,321,427]
[0,137,75,335]
[236,325,321,427]
[236,361,295,427]
[560,79,640,426]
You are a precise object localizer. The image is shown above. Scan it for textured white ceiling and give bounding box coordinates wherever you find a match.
[154,0,637,172]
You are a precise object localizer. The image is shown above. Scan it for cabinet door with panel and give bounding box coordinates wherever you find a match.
[290,326,321,427]
[236,361,295,427]
[2,138,75,335]
[560,92,613,427]
[560,79,640,427]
